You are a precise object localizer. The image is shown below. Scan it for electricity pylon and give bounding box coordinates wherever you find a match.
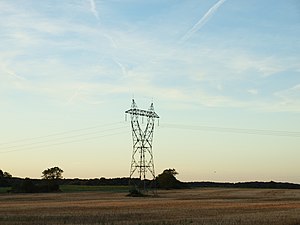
[125,99,159,194]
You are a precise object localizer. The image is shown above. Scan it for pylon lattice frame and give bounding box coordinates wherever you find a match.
[125,99,159,193]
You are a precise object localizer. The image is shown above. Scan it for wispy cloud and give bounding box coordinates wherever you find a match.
[87,0,118,48]
[113,59,128,77]
[89,0,100,21]
[247,89,259,95]
[274,84,300,106]
[1,1,299,113]
[180,0,227,43]
[0,63,26,81]
[67,85,85,104]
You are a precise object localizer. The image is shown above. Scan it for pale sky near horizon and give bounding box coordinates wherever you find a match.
[0,0,300,183]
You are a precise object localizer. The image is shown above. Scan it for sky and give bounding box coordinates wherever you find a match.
[0,0,300,183]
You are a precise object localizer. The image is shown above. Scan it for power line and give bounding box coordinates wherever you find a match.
[0,130,128,154]
[0,121,124,146]
[0,126,127,151]
[2,121,298,154]
[160,123,300,137]
[0,121,128,154]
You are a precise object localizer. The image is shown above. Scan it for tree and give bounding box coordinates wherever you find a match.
[0,169,12,178]
[0,169,12,188]
[162,168,178,177]
[4,172,12,178]
[42,167,64,180]
[156,168,183,189]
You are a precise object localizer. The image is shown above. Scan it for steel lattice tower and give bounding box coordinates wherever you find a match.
[125,99,159,193]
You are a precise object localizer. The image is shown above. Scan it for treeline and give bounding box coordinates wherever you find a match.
[2,177,300,190]
[0,167,63,193]
[0,177,60,193]
[1,168,300,191]
[187,181,300,189]
[59,177,131,186]
[0,177,140,188]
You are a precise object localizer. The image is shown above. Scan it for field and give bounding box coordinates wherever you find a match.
[0,188,300,225]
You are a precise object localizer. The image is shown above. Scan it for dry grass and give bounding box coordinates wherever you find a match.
[0,188,300,225]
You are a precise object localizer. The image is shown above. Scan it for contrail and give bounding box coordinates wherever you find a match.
[103,33,118,49]
[6,69,26,80]
[67,85,84,104]
[89,0,100,21]
[1,63,26,81]
[180,0,227,43]
[87,0,118,49]
[113,59,128,77]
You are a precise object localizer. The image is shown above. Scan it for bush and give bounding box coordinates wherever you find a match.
[127,187,145,197]
[11,178,61,193]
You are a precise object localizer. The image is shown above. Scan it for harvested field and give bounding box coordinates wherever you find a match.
[0,188,300,225]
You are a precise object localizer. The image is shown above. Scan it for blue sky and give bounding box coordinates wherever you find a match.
[0,0,300,183]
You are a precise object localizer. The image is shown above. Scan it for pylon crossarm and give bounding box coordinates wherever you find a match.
[125,108,159,118]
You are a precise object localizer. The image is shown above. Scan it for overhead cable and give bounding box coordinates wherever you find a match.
[160,123,300,137]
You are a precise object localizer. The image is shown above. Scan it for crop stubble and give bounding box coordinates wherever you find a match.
[0,188,300,225]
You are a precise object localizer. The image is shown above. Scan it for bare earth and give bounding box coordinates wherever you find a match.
[0,188,300,225]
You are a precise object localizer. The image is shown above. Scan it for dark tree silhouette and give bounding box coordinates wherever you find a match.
[3,172,12,178]
[156,168,184,189]
[162,168,178,177]
[40,167,63,193]
[0,169,12,178]
[42,167,64,180]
